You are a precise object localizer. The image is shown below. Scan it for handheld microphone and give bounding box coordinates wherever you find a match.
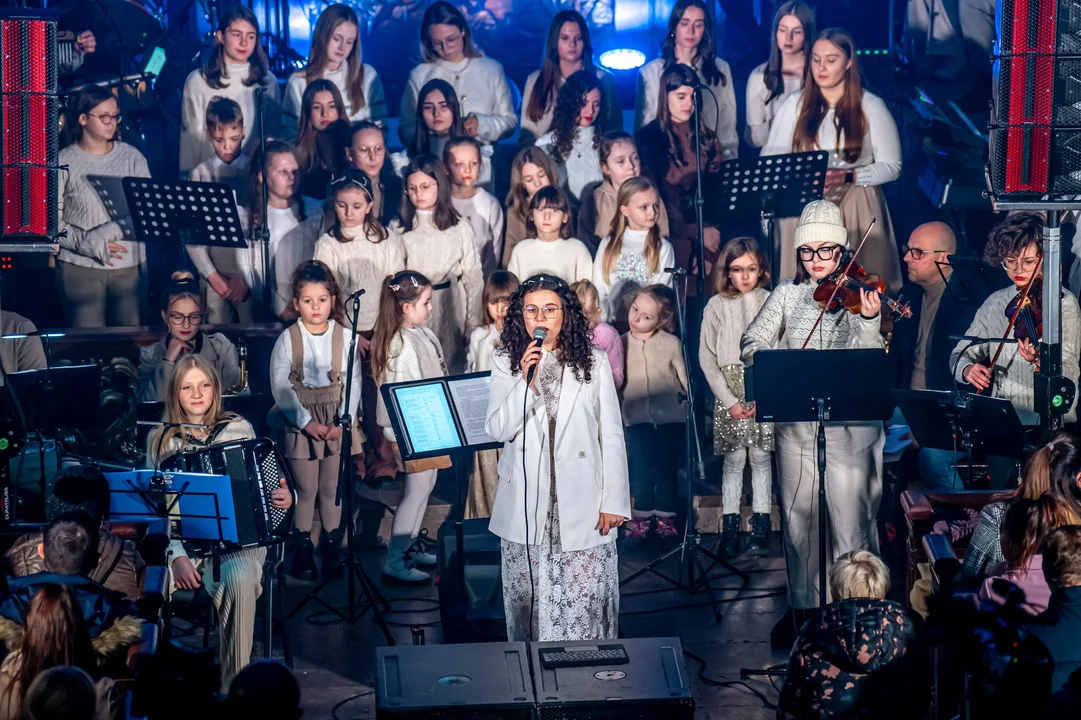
[348,288,366,303]
[664,267,689,275]
[525,327,548,385]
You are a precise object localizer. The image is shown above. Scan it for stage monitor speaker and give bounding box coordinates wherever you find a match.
[0,9,59,240]
[532,637,694,719]
[989,0,1081,197]
[437,517,506,643]
[374,641,534,719]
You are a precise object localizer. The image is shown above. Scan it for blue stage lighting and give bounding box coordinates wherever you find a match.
[600,48,646,71]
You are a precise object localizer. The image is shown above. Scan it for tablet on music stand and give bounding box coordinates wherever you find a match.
[380,372,501,461]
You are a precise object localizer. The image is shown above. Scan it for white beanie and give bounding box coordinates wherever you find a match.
[794,200,848,249]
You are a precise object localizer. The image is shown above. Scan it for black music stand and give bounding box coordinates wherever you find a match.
[895,389,1027,489]
[710,151,829,287]
[747,349,892,608]
[121,178,245,273]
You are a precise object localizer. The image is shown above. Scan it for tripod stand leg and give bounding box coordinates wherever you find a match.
[276,560,293,667]
[353,561,395,645]
[693,546,723,622]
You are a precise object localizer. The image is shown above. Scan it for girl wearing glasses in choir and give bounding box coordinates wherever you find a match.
[398,2,516,190]
[346,120,402,228]
[138,272,241,402]
[952,213,1081,423]
[486,274,630,641]
[740,200,883,649]
[396,154,483,373]
[57,85,151,328]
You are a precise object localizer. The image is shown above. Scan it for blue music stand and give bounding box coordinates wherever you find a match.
[105,469,237,544]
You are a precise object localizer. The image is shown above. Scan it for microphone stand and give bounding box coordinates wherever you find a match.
[692,84,707,299]
[619,268,749,620]
[254,86,272,316]
[290,290,393,643]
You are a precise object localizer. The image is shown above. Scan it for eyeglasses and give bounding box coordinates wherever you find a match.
[407,181,437,194]
[797,245,840,261]
[523,304,562,320]
[431,33,462,52]
[1003,255,1041,272]
[354,144,385,157]
[87,112,121,125]
[168,312,202,327]
[902,245,950,260]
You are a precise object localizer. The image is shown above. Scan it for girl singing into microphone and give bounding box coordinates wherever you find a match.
[486,274,630,641]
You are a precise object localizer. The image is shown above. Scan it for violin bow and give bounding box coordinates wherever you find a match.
[800,218,878,350]
[982,258,1043,387]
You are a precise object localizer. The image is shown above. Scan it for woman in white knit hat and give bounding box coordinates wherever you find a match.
[740,199,885,648]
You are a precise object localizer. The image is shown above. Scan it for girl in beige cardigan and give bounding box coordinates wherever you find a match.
[621,285,687,537]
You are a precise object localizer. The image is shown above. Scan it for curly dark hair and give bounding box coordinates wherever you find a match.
[498,274,595,383]
[549,70,605,162]
[983,212,1044,266]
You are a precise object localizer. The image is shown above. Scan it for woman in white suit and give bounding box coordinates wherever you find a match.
[486,273,630,642]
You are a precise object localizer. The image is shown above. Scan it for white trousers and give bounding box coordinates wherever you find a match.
[775,422,884,609]
[721,447,773,516]
[391,469,438,538]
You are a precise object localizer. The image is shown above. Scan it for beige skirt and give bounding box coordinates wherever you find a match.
[774,185,901,292]
[465,447,500,519]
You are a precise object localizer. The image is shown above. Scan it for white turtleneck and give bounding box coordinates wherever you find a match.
[535,125,603,202]
[180,61,280,173]
[313,223,407,332]
[282,60,388,139]
[593,228,675,322]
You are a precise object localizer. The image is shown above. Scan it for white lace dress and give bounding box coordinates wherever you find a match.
[500,352,620,641]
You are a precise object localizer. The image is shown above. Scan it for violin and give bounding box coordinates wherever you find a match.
[813,262,913,320]
[1004,274,1043,343]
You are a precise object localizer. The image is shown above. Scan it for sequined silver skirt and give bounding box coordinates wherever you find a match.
[714,364,774,454]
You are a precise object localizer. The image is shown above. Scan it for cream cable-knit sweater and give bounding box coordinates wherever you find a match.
[180,63,280,173]
[699,288,770,410]
[951,286,1081,421]
[313,224,407,332]
[56,141,150,269]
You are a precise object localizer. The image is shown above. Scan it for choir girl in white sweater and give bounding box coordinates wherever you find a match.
[283,3,387,138]
[445,136,504,276]
[506,186,593,284]
[745,1,813,148]
[535,70,607,204]
[180,5,279,174]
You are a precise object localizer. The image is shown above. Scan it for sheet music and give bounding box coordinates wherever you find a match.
[393,384,462,453]
[447,374,497,447]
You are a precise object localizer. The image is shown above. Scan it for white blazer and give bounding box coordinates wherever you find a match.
[485,347,631,552]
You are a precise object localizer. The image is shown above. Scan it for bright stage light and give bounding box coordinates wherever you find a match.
[600,48,646,71]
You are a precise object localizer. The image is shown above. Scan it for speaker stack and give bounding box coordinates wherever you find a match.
[374,637,694,719]
[0,8,59,243]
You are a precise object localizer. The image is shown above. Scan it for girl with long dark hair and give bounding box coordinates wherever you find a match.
[636,63,723,292]
[398,2,515,189]
[57,85,150,328]
[746,1,814,148]
[180,5,279,173]
[503,147,558,266]
[396,154,484,372]
[486,274,630,641]
[520,10,621,146]
[283,3,387,138]
[762,28,902,290]
[634,0,738,158]
[535,70,606,203]
[293,79,350,200]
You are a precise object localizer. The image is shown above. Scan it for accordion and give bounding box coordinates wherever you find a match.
[161,437,295,548]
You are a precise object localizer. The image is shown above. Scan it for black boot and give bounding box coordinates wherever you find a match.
[288,531,318,581]
[746,513,771,555]
[321,527,345,581]
[721,514,740,557]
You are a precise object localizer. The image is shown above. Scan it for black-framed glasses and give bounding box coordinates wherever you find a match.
[87,112,121,124]
[523,304,562,320]
[797,245,841,261]
[901,245,950,260]
[168,312,203,327]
